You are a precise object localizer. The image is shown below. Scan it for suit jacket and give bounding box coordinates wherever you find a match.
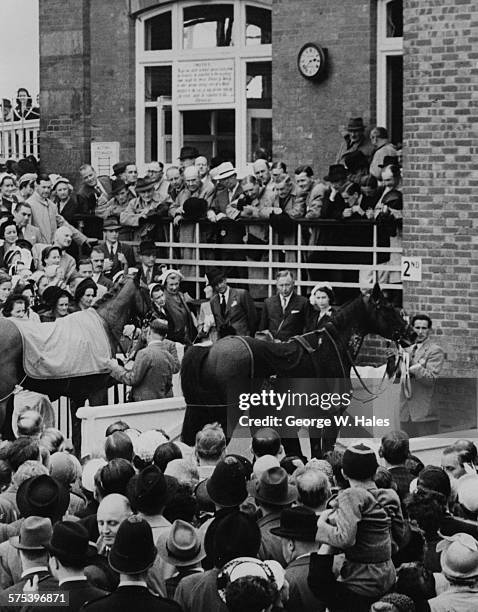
[2,570,58,612]
[259,293,309,341]
[210,287,257,337]
[109,342,179,402]
[257,512,287,567]
[138,263,164,286]
[26,579,108,612]
[93,273,113,291]
[18,223,42,246]
[56,193,82,224]
[286,555,326,612]
[77,177,113,215]
[175,569,226,612]
[98,241,136,279]
[81,585,181,612]
[399,338,445,422]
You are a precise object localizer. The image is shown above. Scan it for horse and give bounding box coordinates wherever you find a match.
[0,273,151,452]
[180,284,416,457]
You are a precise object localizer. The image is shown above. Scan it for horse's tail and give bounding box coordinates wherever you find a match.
[180,345,215,405]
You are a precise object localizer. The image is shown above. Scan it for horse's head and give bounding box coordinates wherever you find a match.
[132,269,153,326]
[364,284,416,347]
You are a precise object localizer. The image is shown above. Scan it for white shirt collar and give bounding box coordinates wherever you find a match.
[59,576,87,586]
[22,566,49,578]
[119,580,148,588]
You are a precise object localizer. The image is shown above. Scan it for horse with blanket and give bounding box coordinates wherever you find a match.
[180,285,415,457]
[0,272,151,453]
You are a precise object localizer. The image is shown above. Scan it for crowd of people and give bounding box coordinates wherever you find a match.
[1,419,478,611]
[0,116,403,330]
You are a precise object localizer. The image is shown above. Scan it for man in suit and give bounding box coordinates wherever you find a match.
[13,201,41,245]
[98,216,135,280]
[399,314,445,437]
[106,318,180,401]
[2,517,58,608]
[259,270,309,341]
[208,267,257,338]
[81,516,181,612]
[22,521,107,612]
[137,241,164,285]
[77,164,112,216]
[90,247,113,291]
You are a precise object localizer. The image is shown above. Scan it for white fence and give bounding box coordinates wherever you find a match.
[0,118,40,159]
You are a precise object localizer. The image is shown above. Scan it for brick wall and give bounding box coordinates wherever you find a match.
[272,0,376,178]
[402,0,478,377]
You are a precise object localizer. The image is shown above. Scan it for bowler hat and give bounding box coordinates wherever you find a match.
[323,164,347,183]
[47,520,95,566]
[112,162,128,176]
[179,146,199,161]
[17,475,69,521]
[10,516,52,550]
[438,533,478,581]
[206,456,248,507]
[347,117,365,131]
[206,266,226,288]
[111,179,127,196]
[183,197,208,221]
[135,176,156,193]
[343,150,369,173]
[269,211,296,235]
[249,467,297,507]
[157,519,206,566]
[379,155,400,168]
[109,515,157,574]
[103,216,122,230]
[138,240,157,255]
[270,506,317,542]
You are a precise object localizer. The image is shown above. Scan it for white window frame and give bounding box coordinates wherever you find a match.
[135,0,271,173]
[376,0,403,129]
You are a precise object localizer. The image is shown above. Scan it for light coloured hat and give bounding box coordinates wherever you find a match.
[49,174,72,192]
[438,532,478,581]
[252,454,280,479]
[18,172,37,186]
[158,268,183,286]
[217,556,285,603]
[146,161,162,172]
[81,458,107,493]
[457,474,478,512]
[134,430,169,463]
[214,162,237,180]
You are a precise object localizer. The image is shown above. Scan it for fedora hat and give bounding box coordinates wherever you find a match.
[138,240,157,255]
[206,266,226,288]
[47,520,95,566]
[179,146,199,161]
[183,197,208,221]
[109,515,157,574]
[343,150,369,173]
[111,179,127,196]
[112,162,129,176]
[103,216,122,230]
[206,456,248,507]
[10,516,52,550]
[17,475,69,521]
[270,506,317,542]
[323,164,347,183]
[157,519,206,566]
[135,176,156,193]
[214,162,237,180]
[379,155,400,168]
[249,467,297,507]
[438,533,478,581]
[347,117,365,131]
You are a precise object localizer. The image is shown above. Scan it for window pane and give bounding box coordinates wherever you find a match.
[246,62,272,109]
[145,12,172,50]
[183,4,234,49]
[250,117,271,161]
[246,6,271,46]
[386,55,403,146]
[145,107,157,163]
[182,109,235,163]
[386,0,403,37]
[145,66,172,101]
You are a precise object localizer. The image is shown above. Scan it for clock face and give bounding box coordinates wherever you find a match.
[298,44,325,79]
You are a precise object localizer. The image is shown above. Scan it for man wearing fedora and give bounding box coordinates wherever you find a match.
[137,240,164,285]
[96,179,130,221]
[1,516,58,604]
[207,267,257,339]
[120,177,170,243]
[271,506,325,611]
[98,216,135,280]
[336,117,374,165]
[157,519,206,598]
[249,466,297,567]
[82,516,181,612]
[178,146,199,173]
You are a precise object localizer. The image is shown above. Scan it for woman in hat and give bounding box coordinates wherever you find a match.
[39,286,72,321]
[41,245,66,289]
[161,269,197,345]
[0,219,34,273]
[12,281,41,322]
[50,175,80,225]
[0,173,19,219]
[305,284,336,331]
[74,277,98,311]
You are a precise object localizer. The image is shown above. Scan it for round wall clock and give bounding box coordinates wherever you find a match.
[297,43,327,81]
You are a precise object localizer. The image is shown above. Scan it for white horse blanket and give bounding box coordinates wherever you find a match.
[11,309,112,379]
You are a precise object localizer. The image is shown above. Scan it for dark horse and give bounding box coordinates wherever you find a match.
[0,274,151,452]
[181,284,415,457]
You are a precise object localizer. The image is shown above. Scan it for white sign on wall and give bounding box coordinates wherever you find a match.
[91,142,120,177]
[401,256,422,282]
[177,59,235,105]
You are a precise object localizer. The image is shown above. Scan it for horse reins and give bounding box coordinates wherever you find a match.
[0,375,28,403]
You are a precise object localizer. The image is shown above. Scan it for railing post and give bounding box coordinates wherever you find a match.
[373,222,378,286]
[195,221,200,299]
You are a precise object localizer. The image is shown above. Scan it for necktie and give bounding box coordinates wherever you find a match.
[282,298,287,314]
[220,294,227,317]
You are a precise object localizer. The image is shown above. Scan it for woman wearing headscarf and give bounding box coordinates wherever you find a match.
[305,284,336,331]
[39,286,73,322]
[50,175,80,224]
[74,277,98,311]
[160,269,197,345]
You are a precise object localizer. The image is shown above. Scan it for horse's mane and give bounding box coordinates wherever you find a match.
[93,281,124,308]
[330,294,365,330]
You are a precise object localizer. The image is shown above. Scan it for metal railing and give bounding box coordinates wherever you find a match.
[125,217,402,299]
[0,117,40,159]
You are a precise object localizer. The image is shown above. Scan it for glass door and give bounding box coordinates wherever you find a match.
[181,109,235,163]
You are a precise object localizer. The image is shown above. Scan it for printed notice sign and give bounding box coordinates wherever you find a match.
[91,142,119,177]
[177,60,235,105]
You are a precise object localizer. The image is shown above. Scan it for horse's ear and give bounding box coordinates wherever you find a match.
[371,283,384,304]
